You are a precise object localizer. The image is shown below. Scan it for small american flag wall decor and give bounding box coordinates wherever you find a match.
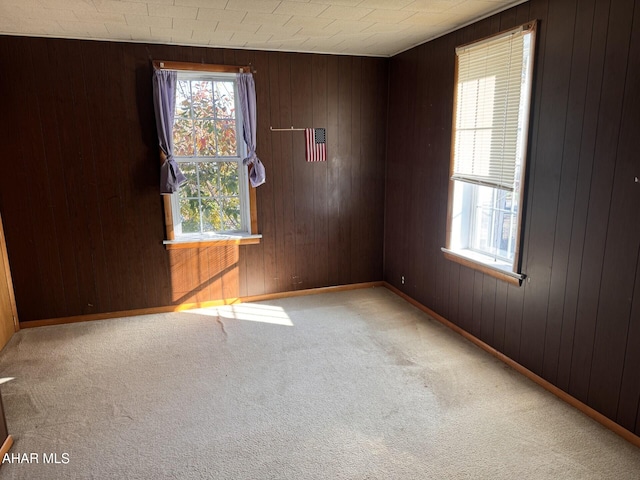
[305,128,326,162]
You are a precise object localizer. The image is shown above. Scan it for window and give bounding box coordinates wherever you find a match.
[443,22,537,284]
[170,73,249,239]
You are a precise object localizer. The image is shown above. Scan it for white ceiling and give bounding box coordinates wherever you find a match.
[0,0,523,57]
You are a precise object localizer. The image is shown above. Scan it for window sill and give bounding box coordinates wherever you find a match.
[164,234,262,249]
[441,247,525,286]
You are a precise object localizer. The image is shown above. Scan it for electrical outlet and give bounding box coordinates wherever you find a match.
[401,276,405,285]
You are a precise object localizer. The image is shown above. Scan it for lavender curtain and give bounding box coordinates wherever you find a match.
[237,73,266,187]
[152,70,186,195]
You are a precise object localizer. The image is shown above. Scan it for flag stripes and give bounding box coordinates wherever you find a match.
[305,128,326,162]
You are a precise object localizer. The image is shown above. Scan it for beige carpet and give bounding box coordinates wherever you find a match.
[0,287,638,479]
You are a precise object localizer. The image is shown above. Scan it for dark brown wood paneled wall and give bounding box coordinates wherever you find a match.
[384,0,640,436]
[0,37,387,323]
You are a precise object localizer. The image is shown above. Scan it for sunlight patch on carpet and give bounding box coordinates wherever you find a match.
[186,303,294,326]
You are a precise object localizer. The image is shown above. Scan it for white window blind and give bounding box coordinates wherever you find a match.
[452,26,527,191]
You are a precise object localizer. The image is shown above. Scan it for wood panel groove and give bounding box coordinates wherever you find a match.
[571,0,631,405]
[549,0,596,391]
[614,0,640,431]
[558,0,609,395]
[586,0,640,420]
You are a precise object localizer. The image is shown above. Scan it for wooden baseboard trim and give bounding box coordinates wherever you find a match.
[383,281,640,449]
[20,281,385,329]
[0,435,13,460]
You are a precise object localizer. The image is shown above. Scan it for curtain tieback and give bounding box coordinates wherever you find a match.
[160,155,187,195]
[242,151,257,166]
[243,150,266,187]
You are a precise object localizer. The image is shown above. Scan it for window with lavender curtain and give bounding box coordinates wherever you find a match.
[236,73,266,187]
[152,69,187,195]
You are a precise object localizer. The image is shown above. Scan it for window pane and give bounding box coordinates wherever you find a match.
[201,198,222,232]
[214,81,235,119]
[198,162,220,198]
[469,185,517,262]
[220,162,239,196]
[180,161,243,233]
[191,81,214,118]
[471,184,492,253]
[172,78,239,160]
[175,80,191,118]
[178,163,198,200]
[222,197,241,231]
[180,198,201,234]
[194,120,216,156]
[498,213,516,259]
[173,119,194,156]
[215,120,237,156]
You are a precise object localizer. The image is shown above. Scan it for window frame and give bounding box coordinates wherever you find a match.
[153,61,260,249]
[442,21,537,286]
